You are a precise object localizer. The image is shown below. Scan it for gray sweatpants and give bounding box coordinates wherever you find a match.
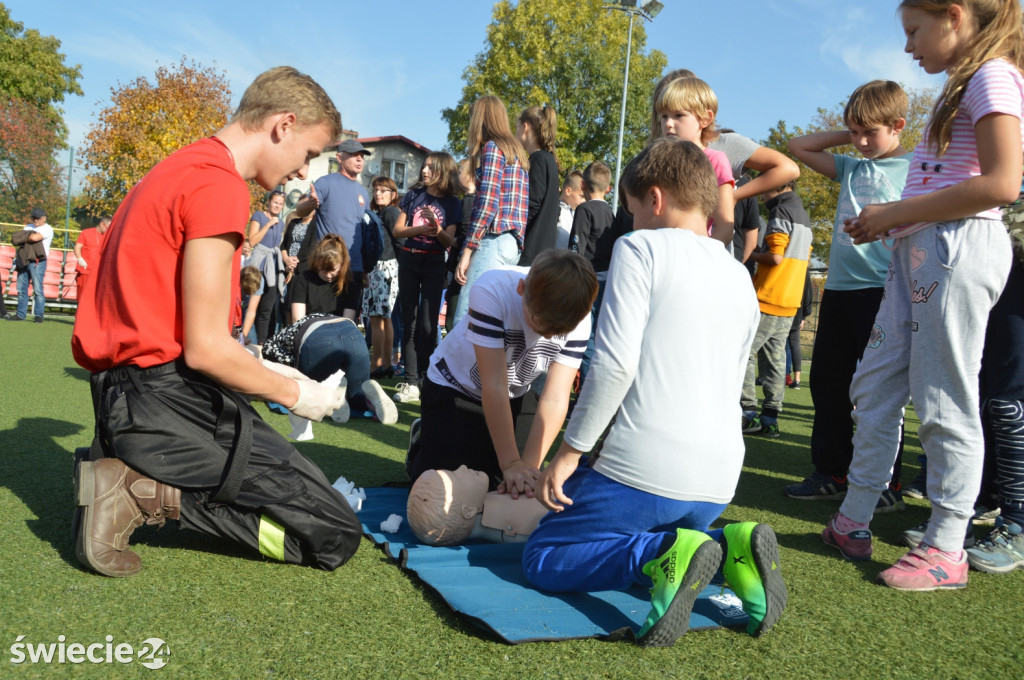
[840,219,1011,551]
[741,312,792,418]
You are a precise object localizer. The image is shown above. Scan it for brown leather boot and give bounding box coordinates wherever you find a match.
[74,458,181,577]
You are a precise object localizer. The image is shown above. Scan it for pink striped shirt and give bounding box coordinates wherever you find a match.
[894,58,1024,238]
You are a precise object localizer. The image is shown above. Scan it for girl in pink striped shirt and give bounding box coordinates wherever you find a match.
[822,0,1024,591]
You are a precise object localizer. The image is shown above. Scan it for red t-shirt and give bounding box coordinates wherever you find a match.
[74,228,105,274]
[72,137,250,371]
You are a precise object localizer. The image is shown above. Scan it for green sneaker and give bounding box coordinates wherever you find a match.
[722,522,788,637]
[637,529,722,647]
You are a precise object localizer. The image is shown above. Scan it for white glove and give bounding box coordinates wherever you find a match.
[291,379,346,422]
[262,359,307,381]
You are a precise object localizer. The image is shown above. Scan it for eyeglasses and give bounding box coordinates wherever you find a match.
[373,188,393,194]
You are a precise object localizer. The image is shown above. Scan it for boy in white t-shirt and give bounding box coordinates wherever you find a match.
[523,139,786,647]
[405,249,597,497]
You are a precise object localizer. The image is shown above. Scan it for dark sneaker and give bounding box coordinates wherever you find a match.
[756,420,780,438]
[903,465,928,500]
[874,487,905,514]
[741,413,762,434]
[790,382,801,390]
[903,518,976,550]
[637,529,721,647]
[405,417,422,466]
[33,317,43,323]
[721,523,787,637]
[822,513,873,561]
[972,505,1001,526]
[785,471,848,500]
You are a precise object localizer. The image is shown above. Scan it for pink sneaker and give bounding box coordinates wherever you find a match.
[821,514,873,561]
[876,546,968,591]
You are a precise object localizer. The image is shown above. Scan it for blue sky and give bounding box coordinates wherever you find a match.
[11,0,947,170]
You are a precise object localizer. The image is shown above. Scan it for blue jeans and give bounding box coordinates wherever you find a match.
[523,463,726,592]
[452,232,520,326]
[16,259,45,320]
[297,321,371,411]
[578,278,607,388]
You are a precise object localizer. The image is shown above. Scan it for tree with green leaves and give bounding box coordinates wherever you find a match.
[442,0,667,175]
[762,87,936,263]
[0,3,82,141]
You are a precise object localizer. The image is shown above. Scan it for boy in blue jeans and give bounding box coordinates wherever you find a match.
[523,139,787,647]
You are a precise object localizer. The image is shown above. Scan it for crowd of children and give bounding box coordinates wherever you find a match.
[66,0,1024,650]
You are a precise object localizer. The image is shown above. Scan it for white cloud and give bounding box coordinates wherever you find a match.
[833,44,946,92]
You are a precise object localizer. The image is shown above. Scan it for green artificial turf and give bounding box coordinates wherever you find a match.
[1,316,1021,679]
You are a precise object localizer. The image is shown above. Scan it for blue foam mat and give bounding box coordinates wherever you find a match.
[358,487,749,644]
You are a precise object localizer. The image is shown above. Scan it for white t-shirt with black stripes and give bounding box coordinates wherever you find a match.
[427,267,590,401]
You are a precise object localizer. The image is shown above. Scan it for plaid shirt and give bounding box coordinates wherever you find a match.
[467,140,528,250]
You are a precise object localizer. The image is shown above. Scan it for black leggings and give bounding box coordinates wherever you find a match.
[398,251,446,381]
[254,288,279,344]
[809,288,902,483]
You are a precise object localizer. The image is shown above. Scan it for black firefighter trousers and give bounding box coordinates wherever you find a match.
[88,361,360,570]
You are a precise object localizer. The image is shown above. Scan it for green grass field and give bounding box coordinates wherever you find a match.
[1,316,1020,679]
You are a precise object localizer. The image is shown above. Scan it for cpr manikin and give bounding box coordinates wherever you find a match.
[407,466,548,546]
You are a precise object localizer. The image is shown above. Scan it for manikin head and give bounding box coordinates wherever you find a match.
[407,466,488,546]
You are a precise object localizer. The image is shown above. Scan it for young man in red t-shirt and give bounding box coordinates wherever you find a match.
[71,66,361,577]
[73,215,110,294]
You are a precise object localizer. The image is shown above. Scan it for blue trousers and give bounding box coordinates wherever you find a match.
[981,258,1024,527]
[578,278,607,388]
[523,463,726,592]
[16,259,45,320]
[452,232,520,326]
[297,322,371,411]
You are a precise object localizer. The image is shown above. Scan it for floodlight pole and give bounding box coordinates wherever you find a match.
[612,13,635,216]
[65,147,73,248]
[606,2,660,215]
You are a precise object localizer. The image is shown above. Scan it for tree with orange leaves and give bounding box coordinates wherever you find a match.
[79,58,239,217]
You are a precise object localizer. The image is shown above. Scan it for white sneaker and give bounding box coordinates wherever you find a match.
[392,382,420,403]
[329,375,349,423]
[362,379,398,424]
[330,401,350,424]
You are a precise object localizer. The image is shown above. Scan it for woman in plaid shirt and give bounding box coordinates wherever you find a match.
[452,95,531,326]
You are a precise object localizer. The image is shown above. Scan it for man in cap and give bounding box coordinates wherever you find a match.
[300,139,372,319]
[7,208,54,323]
